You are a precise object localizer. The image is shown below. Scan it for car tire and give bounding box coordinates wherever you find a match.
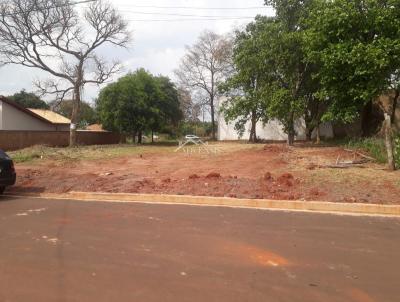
[0,187,5,194]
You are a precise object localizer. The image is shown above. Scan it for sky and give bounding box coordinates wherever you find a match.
[0,0,273,104]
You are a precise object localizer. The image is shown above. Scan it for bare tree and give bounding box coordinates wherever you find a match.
[178,87,198,122]
[0,0,130,146]
[174,30,233,140]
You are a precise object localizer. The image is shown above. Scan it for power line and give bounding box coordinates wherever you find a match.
[1,0,97,17]
[118,10,256,18]
[126,17,256,22]
[116,4,269,10]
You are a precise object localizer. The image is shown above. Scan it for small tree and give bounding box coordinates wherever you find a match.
[97,69,182,143]
[220,20,270,142]
[0,0,130,146]
[257,1,318,145]
[175,30,233,140]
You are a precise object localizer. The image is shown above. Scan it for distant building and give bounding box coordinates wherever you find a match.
[217,97,334,141]
[0,96,70,131]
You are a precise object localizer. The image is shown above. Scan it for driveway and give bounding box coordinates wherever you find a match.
[0,196,399,302]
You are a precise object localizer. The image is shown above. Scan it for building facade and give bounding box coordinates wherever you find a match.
[0,97,70,131]
[217,97,334,141]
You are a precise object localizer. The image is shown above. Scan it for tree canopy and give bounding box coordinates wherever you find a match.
[96,69,182,142]
[216,0,400,168]
[305,0,400,122]
[220,17,272,142]
[174,30,233,140]
[51,100,98,129]
[221,5,321,145]
[8,90,49,109]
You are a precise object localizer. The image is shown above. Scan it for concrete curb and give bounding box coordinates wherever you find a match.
[51,192,400,216]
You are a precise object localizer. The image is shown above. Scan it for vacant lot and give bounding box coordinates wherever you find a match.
[8,142,400,204]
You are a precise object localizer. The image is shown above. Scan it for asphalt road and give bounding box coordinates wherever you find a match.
[0,196,399,302]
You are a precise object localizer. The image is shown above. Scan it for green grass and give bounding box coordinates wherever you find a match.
[8,143,176,164]
[343,137,387,164]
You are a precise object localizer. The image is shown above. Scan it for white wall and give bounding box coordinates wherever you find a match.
[0,101,55,131]
[218,111,334,141]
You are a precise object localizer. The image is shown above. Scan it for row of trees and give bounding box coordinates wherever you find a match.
[218,0,400,169]
[96,69,182,143]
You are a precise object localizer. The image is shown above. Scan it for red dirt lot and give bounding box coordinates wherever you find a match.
[8,143,400,204]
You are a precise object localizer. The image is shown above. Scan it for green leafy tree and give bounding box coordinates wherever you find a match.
[305,0,400,169]
[258,1,319,145]
[51,100,98,129]
[220,17,271,142]
[8,90,49,109]
[150,76,183,139]
[97,69,182,143]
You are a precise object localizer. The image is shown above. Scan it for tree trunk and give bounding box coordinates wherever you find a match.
[69,85,81,147]
[249,110,257,143]
[151,130,154,143]
[132,132,136,144]
[210,96,216,140]
[361,100,373,137]
[391,89,399,125]
[287,111,295,146]
[305,129,312,142]
[316,123,321,144]
[304,109,313,142]
[384,113,395,170]
[138,130,142,144]
[288,131,295,146]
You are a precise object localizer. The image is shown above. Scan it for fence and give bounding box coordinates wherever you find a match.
[0,130,125,151]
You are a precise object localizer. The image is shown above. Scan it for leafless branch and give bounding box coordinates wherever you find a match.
[0,0,131,145]
[174,31,233,138]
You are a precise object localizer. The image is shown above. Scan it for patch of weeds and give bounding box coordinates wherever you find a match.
[345,137,387,164]
[8,144,176,163]
[11,151,42,163]
[9,145,47,163]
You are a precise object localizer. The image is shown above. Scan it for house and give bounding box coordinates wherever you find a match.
[217,97,334,141]
[0,96,70,131]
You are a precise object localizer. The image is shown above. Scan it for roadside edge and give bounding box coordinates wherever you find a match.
[27,191,400,217]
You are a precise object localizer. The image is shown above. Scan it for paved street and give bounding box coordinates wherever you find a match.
[0,196,399,302]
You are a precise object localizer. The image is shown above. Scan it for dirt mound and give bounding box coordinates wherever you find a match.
[277,173,294,181]
[189,174,200,179]
[206,172,221,179]
[263,172,273,181]
[277,173,295,187]
[263,144,288,153]
[309,188,325,197]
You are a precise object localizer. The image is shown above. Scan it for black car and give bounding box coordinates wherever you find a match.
[0,149,16,194]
